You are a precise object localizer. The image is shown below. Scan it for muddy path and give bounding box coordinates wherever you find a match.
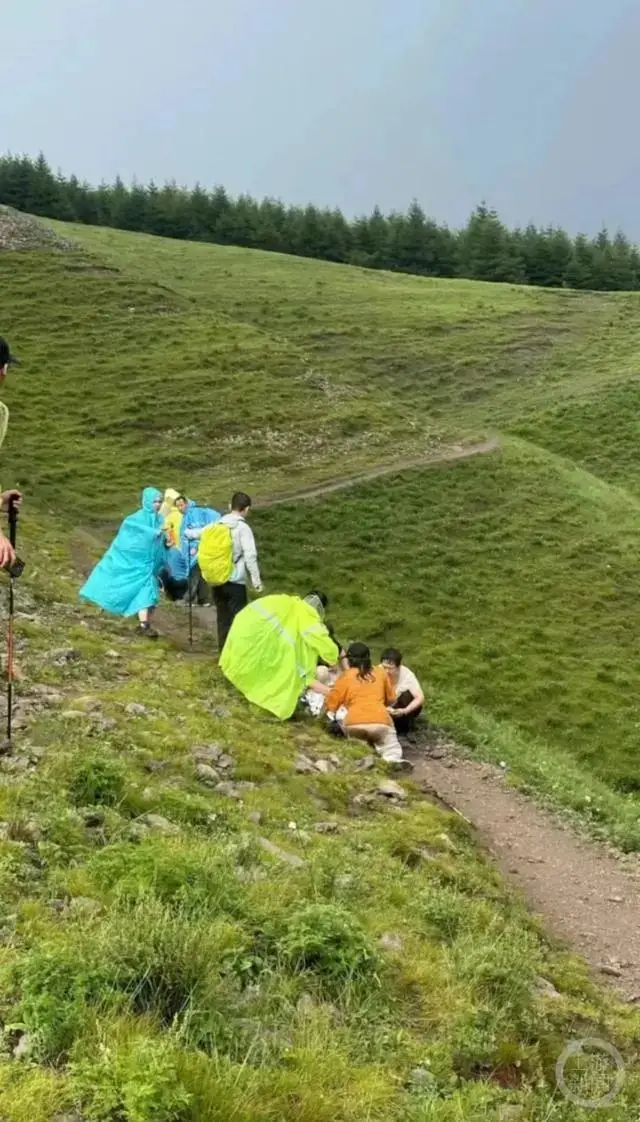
[410,735,640,1001]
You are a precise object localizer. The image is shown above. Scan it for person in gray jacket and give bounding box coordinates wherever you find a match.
[214,491,263,651]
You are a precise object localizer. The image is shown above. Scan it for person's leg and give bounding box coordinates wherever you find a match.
[391,690,422,736]
[196,570,211,606]
[348,722,403,762]
[213,584,232,651]
[137,606,159,638]
[228,581,248,626]
[376,724,403,762]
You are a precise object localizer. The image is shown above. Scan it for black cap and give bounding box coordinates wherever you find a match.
[0,337,19,367]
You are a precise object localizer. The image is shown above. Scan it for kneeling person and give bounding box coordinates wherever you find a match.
[326,642,404,763]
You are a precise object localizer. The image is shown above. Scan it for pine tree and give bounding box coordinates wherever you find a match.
[459,204,525,283]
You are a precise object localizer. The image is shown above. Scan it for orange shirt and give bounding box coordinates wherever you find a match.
[327,666,394,727]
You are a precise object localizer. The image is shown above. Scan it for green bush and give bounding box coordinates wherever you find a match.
[270,902,380,989]
[69,755,126,807]
[71,1031,191,1122]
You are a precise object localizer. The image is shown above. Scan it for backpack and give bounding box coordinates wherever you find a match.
[198,522,234,586]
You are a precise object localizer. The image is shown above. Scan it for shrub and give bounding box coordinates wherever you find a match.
[71,1030,191,1122]
[270,903,379,989]
[69,754,126,807]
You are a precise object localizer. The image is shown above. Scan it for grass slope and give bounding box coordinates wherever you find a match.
[0,516,639,1121]
[3,218,640,523]
[257,437,640,842]
[4,219,640,1113]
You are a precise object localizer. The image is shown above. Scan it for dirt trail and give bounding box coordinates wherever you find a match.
[256,437,499,508]
[70,435,640,999]
[410,740,640,1001]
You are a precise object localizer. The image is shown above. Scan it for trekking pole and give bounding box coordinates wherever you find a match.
[188,552,194,648]
[6,499,18,745]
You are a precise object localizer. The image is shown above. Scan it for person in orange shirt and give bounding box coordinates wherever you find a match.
[326,642,406,765]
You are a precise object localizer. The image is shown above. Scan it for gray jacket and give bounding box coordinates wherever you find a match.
[220,512,262,589]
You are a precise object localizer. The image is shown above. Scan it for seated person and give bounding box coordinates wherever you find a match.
[380,647,425,736]
[326,642,406,764]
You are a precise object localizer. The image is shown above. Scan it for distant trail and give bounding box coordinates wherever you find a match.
[410,738,640,1002]
[256,437,499,509]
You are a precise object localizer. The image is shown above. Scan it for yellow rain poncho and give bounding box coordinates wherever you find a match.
[220,594,339,720]
[161,489,182,548]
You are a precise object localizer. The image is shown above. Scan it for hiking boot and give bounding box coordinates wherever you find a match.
[137,623,159,640]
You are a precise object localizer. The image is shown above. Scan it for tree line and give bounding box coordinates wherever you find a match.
[1,152,639,292]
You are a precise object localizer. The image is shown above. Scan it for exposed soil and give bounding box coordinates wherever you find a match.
[410,735,640,1001]
[255,437,500,508]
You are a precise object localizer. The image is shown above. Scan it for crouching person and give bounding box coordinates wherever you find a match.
[326,642,407,766]
[380,647,425,737]
[219,591,339,719]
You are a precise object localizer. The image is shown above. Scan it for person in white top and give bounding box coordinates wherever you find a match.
[380,648,425,737]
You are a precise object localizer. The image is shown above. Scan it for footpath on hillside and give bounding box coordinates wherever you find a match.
[255,437,499,508]
[71,433,640,1002]
[411,733,640,1002]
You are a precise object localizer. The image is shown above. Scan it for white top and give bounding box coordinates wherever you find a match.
[219,512,262,589]
[393,665,422,699]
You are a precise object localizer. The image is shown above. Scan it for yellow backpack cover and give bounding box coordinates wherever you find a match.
[198,522,234,585]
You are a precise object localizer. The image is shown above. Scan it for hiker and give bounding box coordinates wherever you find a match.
[79,487,168,638]
[219,591,339,719]
[326,642,406,764]
[182,499,221,607]
[193,491,262,652]
[0,337,22,568]
[380,647,425,736]
[161,489,184,549]
[159,492,190,601]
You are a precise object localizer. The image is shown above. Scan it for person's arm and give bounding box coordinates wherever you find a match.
[383,673,395,707]
[395,672,425,716]
[0,490,20,567]
[241,523,263,592]
[327,675,347,714]
[310,678,332,697]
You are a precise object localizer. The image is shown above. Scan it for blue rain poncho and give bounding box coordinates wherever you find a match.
[80,487,168,617]
[181,503,221,573]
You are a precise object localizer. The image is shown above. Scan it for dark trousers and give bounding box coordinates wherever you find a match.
[189,564,211,606]
[213,582,248,651]
[391,690,423,736]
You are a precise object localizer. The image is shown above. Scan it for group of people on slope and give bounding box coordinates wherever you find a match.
[80,487,425,767]
[219,589,425,767]
[80,488,262,651]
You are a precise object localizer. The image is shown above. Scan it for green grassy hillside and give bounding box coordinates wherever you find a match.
[2,219,640,523]
[0,511,639,1122]
[3,215,640,1116]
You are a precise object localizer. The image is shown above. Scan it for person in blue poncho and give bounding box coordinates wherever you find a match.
[181,501,221,606]
[80,487,168,638]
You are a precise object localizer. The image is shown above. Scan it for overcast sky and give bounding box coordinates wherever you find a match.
[4,0,640,234]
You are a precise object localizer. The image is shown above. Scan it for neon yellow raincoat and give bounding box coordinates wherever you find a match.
[219,594,339,719]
